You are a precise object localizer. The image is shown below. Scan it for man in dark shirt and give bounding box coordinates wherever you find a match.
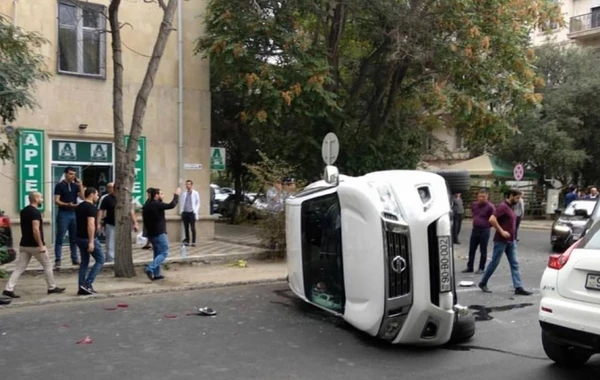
[2,192,65,298]
[142,187,180,281]
[54,166,85,268]
[478,189,532,296]
[75,187,103,295]
[462,189,494,274]
[97,182,139,263]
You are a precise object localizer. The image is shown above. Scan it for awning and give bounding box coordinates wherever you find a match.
[444,153,538,179]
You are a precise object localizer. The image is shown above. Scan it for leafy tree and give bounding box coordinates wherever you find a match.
[197,0,562,196]
[108,0,179,277]
[0,16,50,162]
[493,43,596,185]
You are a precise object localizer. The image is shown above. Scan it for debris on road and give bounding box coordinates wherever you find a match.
[76,336,93,344]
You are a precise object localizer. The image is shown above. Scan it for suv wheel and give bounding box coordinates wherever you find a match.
[542,331,592,367]
[449,312,476,344]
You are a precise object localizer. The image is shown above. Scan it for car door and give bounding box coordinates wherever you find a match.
[557,223,600,306]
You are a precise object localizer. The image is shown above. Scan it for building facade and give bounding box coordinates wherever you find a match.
[0,0,213,243]
[532,0,600,47]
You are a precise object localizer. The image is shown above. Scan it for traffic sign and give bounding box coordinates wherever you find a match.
[321,132,339,165]
[513,163,524,181]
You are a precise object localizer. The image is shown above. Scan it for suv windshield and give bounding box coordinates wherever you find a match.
[564,200,596,217]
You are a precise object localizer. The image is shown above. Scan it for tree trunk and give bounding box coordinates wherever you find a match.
[109,0,179,277]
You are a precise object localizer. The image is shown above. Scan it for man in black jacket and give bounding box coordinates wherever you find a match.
[142,187,180,281]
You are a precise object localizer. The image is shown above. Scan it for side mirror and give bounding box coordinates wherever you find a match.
[323,165,339,185]
[575,209,589,217]
[554,208,562,216]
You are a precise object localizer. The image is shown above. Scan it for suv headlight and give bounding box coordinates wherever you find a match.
[369,182,405,222]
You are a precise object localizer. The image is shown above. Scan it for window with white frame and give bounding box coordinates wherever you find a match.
[58,1,106,77]
[454,133,466,151]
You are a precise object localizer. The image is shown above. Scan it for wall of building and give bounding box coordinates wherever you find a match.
[0,0,214,244]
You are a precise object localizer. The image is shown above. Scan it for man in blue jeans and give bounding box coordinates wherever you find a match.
[75,187,103,295]
[142,187,180,281]
[54,167,85,269]
[462,189,494,274]
[479,189,532,296]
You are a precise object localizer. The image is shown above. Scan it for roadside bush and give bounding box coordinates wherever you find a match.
[245,151,305,258]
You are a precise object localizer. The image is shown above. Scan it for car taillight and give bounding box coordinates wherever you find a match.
[0,216,9,228]
[548,240,581,270]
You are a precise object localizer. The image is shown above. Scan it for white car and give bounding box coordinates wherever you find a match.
[539,222,600,367]
[285,166,474,347]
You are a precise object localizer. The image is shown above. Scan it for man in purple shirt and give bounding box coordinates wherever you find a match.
[478,189,532,295]
[462,189,494,274]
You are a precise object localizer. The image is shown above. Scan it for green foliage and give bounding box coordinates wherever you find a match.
[197,0,562,185]
[0,16,50,162]
[493,43,595,184]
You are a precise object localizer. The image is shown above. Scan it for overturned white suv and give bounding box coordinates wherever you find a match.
[285,166,475,346]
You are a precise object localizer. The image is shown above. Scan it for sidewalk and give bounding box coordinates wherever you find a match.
[0,260,287,308]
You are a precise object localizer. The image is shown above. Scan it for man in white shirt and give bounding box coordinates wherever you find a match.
[180,180,200,246]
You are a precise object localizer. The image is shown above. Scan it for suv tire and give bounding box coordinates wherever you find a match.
[432,170,471,194]
[449,312,476,344]
[542,331,592,367]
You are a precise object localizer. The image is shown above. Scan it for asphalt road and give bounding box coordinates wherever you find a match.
[1,227,599,380]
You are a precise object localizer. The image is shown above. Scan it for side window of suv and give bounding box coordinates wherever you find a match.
[301,193,345,313]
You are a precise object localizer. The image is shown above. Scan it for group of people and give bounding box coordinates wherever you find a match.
[565,185,599,207]
[2,166,197,298]
[452,188,532,296]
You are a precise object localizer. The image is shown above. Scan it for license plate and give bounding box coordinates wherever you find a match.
[585,274,600,291]
[438,236,452,292]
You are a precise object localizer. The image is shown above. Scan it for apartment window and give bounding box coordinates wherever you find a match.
[58,1,106,78]
[455,134,466,151]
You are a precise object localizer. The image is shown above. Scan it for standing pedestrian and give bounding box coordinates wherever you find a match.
[587,187,599,199]
[452,193,464,244]
[179,180,200,247]
[97,182,139,262]
[478,189,532,295]
[142,187,181,281]
[75,187,104,295]
[53,167,85,268]
[266,179,284,213]
[513,196,525,242]
[565,186,577,208]
[2,192,65,298]
[462,189,495,274]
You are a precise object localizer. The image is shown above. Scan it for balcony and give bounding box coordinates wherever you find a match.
[569,12,600,40]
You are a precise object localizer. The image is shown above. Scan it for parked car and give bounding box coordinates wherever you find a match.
[551,199,597,252]
[539,221,600,367]
[285,166,475,346]
[217,193,269,220]
[0,209,16,266]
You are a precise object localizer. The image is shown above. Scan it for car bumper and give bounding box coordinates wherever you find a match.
[390,300,455,346]
[540,322,600,352]
[540,296,600,351]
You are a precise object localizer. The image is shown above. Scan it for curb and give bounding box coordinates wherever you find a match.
[213,237,265,249]
[6,251,272,276]
[520,225,551,231]
[0,277,288,309]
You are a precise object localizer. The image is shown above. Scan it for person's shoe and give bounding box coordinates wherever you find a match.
[77,286,93,296]
[2,290,20,299]
[48,287,66,295]
[72,260,80,266]
[145,270,154,281]
[478,283,492,293]
[191,243,196,247]
[475,269,484,275]
[515,287,533,296]
[455,241,461,245]
[461,268,473,273]
[154,275,165,280]
[0,298,11,305]
[54,261,61,270]
[142,244,152,250]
